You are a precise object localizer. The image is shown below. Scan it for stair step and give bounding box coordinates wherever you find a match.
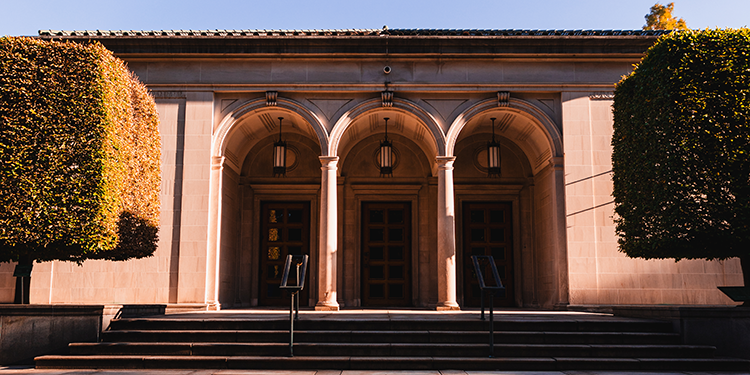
[69,342,716,358]
[34,355,750,371]
[101,330,681,345]
[108,318,674,333]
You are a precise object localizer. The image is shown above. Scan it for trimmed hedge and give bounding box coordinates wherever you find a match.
[0,37,160,263]
[612,29,750,261]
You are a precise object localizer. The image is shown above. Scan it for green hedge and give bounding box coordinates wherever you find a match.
[612,29,750,261]
[0,37,160,263]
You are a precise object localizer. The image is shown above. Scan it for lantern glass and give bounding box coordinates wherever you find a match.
[380,140,392,175]
[487,141,501,176]
[273,140,286,176]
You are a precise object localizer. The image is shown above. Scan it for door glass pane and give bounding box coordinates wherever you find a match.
[288,246,302,256]
[388,228,403,242]
[470,210,484,223]
[268,247,280,260]
[370,284,384,298]
[370,247,384,260]
[490,210,504,223]
[269,210,283,223]
[389,284,404,298]
[269,228,279,242]
[288,228,302,242]
[369,265,384,279]
[288,209,303,223]
[491,247,505,260]
[471,247,484,256]
[491,228,505,242]
[388,246,403,260]
[471,228,485,242]
[497,265,506,279]
[471,284,482,298]
[369,210,384,223]
[268,265,281,279]
[267,284,281,297]
[388,210,404,224]
[369,228,384,242]
[389,265,404,279]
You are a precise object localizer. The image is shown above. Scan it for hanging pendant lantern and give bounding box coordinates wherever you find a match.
[380,117,393,176]
[273,117,287,176]
[487,117,501,177]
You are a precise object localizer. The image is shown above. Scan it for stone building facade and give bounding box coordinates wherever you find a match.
[0,29,742,309]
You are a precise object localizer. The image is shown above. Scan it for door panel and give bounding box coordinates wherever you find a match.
[362,202,411,307]
[463,202,514,307]
[259,202,310,306]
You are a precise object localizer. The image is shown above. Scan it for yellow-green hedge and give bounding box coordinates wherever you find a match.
[0,37,160,262]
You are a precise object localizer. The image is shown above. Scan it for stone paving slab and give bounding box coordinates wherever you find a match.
[2,367,750,375]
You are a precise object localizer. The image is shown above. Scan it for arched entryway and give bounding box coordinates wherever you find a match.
[335,108,439,308]
[447,98,567,309]
[209,98,328,308]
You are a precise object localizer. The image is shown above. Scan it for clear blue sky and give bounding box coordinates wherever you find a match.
[1,0,748,37]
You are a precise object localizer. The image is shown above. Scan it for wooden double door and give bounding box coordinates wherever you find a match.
[259,202,310,306]
[463,202,514,307]
[361,202,411,307]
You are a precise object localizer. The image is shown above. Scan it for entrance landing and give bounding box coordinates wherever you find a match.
[152,308,627,322]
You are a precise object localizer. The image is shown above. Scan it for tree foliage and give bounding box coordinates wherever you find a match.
[0,37,161,264]
[644,2,688,31]
[612,29,750,262]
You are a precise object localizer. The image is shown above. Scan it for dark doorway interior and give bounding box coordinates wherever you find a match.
[463,202,514,307]
[259,202,310,306]
[361,202,412,307]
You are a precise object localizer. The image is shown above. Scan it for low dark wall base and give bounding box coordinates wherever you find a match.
[0,304,103,365]
[614,305,750,359]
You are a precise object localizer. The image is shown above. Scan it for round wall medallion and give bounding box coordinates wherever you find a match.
[473,146,489,173]
[285,145,300,173]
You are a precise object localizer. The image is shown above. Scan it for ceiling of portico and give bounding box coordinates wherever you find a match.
[224,110,320,173]
[457,109,553,174]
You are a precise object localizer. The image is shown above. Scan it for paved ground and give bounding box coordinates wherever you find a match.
[2,368,749,375]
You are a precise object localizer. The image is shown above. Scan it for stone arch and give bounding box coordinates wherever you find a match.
[329,97,445,159]
[446,97,562,164]
[213,97,329,160]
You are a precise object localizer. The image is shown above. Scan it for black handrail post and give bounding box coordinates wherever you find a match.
[471,255,504,359]
[280,254,308,357]
[289,291,295,356]
[489,291,494,357]
[480,287,485,321]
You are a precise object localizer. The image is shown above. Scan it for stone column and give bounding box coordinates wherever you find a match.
[436,156,460,310]
[205,156,225,311]
[316,156,340,311]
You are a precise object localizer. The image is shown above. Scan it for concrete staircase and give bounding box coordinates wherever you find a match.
[35,311,750,371]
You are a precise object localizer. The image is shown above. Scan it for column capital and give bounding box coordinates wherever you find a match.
[436,156,456,170]
[319,156,339,169]
[211,156,226,170]
[549,156,565,171]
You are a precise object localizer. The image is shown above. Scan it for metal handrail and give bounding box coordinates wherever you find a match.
[471,255,505,358]
[279,254,308,357]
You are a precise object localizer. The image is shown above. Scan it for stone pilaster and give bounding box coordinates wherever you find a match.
[205,156,225,311]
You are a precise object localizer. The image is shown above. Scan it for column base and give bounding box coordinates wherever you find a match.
[436,302,460,311]
[315,301,340,311]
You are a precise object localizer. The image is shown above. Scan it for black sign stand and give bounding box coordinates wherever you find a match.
[471,255,505,358]
[279,254,308,357]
